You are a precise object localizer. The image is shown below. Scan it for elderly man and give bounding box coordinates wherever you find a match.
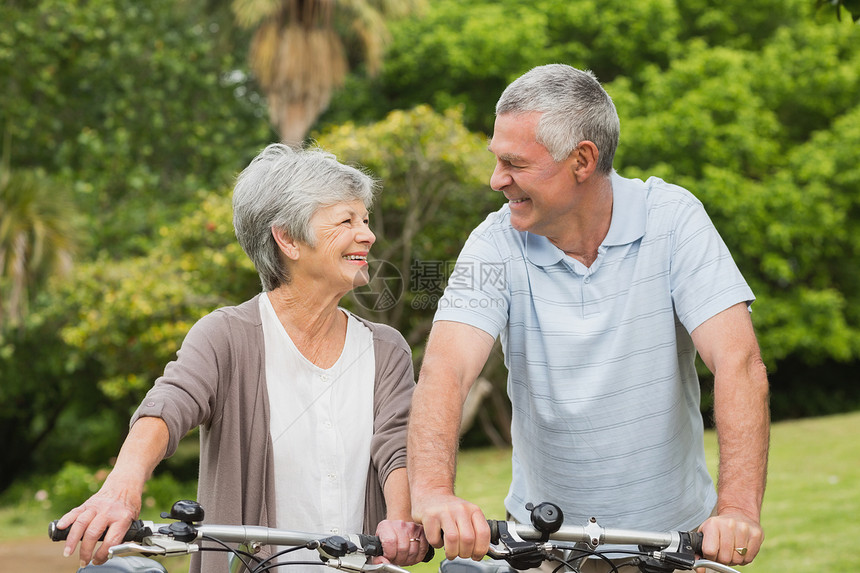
[407,64,769,572]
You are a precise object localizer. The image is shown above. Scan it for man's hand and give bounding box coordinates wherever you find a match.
[698,510,764,568]
[412,491,491,561]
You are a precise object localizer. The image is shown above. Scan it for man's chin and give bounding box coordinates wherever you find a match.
[509,217,531,234]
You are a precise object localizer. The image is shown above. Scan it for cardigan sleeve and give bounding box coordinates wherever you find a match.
[360,318,415,531]
[130,310,231,457]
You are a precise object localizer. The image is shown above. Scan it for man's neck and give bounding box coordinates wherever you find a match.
[548,176,613,267]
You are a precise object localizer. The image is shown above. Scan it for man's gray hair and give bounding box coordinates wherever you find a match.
[232,143,377,291]
[496,64,620,175]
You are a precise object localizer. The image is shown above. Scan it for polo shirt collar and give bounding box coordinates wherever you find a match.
[524,171,647,267]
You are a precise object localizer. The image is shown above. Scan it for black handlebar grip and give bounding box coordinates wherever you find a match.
[487,520,501,545]
[48,521,68,542]
[49,519,150,543]
[355,533,435,562]
[691,531,704,555]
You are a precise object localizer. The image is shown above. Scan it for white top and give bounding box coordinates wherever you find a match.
[435,172,754,531]
[260,293,375,566]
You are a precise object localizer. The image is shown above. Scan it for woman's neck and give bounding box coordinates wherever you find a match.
[265,284,347,368]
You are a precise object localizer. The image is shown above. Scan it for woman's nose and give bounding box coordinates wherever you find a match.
[359,224,376,245]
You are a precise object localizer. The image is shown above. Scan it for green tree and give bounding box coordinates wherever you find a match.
[817,0,860,22]
[610,16,860,364]
[0,0,271,256]
[0,189,259,491]
[0,143,78,328]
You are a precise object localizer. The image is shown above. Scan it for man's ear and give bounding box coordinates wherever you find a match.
[272,227,300,261]
[570,140,600,182]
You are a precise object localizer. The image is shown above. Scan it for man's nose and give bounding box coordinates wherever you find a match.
[490,161,510,192]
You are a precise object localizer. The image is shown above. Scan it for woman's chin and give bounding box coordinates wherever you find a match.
[350,268,371,289]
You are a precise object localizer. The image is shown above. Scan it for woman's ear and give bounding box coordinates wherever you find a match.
[272,227,300,261]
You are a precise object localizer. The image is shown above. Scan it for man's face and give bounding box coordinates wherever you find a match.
[488,112,579,238]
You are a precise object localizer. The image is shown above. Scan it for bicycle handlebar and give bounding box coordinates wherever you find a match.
[49,500,435,573]
[487,519,704,553]
[50,499,739,573]
[470,502,737,573]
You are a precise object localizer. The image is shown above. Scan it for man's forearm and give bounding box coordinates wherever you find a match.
[407,374,464,502]
[713,358,770,519]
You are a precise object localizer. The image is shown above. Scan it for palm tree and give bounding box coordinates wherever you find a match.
[0,138,77,328]
[231,0,424,146]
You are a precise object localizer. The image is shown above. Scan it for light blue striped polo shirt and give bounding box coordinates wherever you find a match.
[434,172,754,531]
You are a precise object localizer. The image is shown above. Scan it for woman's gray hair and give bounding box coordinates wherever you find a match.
[496,64,620,175]
[232,143,377,291]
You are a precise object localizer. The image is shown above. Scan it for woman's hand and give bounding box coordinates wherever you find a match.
[54,416,167,566]
[55,485,142,567]
[373,519,430,566]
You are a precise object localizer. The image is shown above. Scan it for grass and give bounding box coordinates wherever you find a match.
[3,412,859,572]
[412,411,860,573]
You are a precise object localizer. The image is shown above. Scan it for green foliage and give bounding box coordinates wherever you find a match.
[0,163,79,326]
[53,190,257,403]
[602,16,860,370]
[0,189,258,490]
[45,462,103,514]
[817,0,860,22]
[0,0,271,256]
[674,0,815,48]
[321,0,686,134]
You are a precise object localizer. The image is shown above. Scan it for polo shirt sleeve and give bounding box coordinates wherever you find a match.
[670,197,755,334]
[433,221,511,340]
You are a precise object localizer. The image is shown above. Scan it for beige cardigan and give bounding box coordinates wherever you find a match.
[131,295,414,572]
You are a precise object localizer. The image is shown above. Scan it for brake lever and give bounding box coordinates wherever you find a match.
[488,521,548,569]
[108,537,199,558]
[358,563,410,573]
[323,556,410,573]
[109,542,165,558]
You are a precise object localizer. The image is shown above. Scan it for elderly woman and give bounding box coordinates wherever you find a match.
[57,144,427,571]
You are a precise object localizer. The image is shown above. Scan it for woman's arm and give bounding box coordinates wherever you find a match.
[375,467,429,566]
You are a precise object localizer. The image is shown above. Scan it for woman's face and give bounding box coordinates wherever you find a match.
[297,199,376,292]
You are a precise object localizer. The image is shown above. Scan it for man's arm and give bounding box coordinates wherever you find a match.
[691,302,770,567]
[408,320,496,560]
[56,416,169,566]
